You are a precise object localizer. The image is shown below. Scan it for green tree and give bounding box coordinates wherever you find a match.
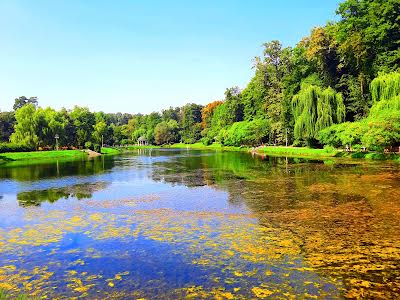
[0,111,15,142]
[13,96,38,111]
[180,103,203,143]
[70,106,95,147]
[336,0,400,76]
[10,104,39,147]
[92,121,107,146]
[292,84,345,145]
[154,120,179,145]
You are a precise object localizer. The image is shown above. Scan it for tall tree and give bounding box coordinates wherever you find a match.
[13,96,38,111]
[69,106,95,147]
[10,104,39,148]
[154,120,179,145]
[292,84,346,145]
[0,111,15,142]
[180,103,203,143]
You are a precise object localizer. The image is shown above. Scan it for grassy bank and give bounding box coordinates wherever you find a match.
[256,146,339,158]
[100,147,122,155]
[256,146,400,161]
[0,150,86,163]
[166,142,249,151]
[335,151,400,161]
[167,143,400,161]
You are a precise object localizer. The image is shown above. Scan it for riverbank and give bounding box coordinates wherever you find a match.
[256,146,338,158]
[100,147,122,155]
[257,146,400,161]
[2,145,397,166]
[166,143,400,161]
[0,150,86,164]
[166,143,249,152]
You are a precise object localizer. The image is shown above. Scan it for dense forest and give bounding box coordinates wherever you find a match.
[1,0,399,153]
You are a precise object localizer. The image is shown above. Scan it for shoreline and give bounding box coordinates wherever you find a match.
[0,150,86,163]
[151,143,400,162]
[1,145,399,166]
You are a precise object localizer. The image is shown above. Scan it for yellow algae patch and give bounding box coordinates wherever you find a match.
[233,271,243,277]
[265,270,273,276]
[173,286,235,299]
[0,282,15,290]
[0,200,338,298]
[89,213,104,222]
[0,265,17,272]
[70,259,85,266]
[67,277,95,294]
[252,286,274,298]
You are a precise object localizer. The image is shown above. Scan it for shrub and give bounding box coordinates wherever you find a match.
[222,118,270,147]
[0,143,35,153]
[323,145,336,154]
[94,144,101,152]
[201,137,212,146]
[84,141,93,150]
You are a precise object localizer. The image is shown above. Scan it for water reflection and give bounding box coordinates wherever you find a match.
[0,149,399,298]
[0,156,115,182]
[17,182,110,207]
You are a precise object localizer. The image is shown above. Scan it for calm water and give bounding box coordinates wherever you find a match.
[0,149,399,299]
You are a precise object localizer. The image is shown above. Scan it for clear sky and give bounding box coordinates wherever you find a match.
[0,0,340,114]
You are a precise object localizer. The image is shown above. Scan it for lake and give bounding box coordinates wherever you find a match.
[0,149,399,299]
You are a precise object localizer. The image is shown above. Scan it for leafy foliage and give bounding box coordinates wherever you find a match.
[154,120,179,145]
[319,72,400,151]
[292,85,345,145]
[1,0,400,151]
[222,118,270,147]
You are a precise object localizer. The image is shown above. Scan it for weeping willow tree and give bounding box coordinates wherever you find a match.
[292,84,345,144]
[370,72,400,102]
[317,72,400,151]
[369,72,400,115]
[361,72,400,150]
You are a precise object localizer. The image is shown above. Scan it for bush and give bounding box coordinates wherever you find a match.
[222,118,270,147]
[201,137,212,146]
[323,145,336,154]
[350,152,366,159]
[361,110,400,152]
[0,143,35,153]
[94,144,101,152]
[84,141,93,150]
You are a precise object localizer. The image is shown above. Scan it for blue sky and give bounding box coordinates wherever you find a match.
[0,0,340,114]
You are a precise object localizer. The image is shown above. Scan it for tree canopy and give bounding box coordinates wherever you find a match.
[1,0,399,152]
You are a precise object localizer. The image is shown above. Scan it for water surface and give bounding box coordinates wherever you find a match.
[0,150,399,299]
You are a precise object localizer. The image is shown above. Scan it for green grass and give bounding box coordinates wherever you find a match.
[100,147,121,155]
[166,143,249,151]
[0,150,86,162]
[256,146,339,158]
[107,143,400,162]
[335,151,400,161]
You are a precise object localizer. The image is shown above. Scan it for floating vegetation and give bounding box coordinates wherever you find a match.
[0,194,342,299]
[0,150,400,298]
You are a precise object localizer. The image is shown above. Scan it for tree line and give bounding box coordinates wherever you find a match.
[1,0,399,152]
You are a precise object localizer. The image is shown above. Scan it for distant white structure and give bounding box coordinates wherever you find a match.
[137,136,148,146]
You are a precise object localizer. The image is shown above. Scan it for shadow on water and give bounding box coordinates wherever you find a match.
[16,182,110,207]
[0,156,115,182]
